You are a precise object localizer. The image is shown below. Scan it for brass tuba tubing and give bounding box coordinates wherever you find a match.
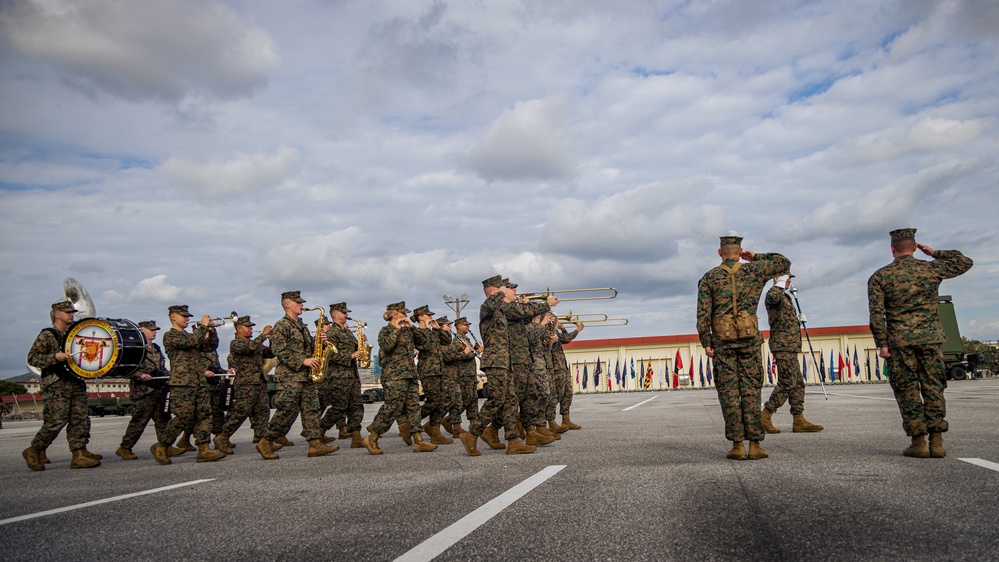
[521,287,618,302]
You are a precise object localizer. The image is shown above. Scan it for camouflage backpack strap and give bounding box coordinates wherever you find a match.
[718,262,743,314]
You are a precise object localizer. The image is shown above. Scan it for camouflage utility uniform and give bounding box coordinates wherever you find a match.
[764,285,805,415]
[697,252,790,443]
[321,322,364,434]
[370,324,421,436]
[162,325,218,446]
[525,322,552,427]
[263,315,323,441]
[220,332,273,441]
[28,327,92,452]
[448,330,479,426]
[414,326,447,426]
[868,246,972,437]
[119,342,170,449]
[552,326,581,418]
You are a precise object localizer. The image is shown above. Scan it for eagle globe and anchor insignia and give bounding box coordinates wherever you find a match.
[64,318,146,379]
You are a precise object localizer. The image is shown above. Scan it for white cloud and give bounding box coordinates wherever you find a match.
[158,146,301,197]
[129,275,183,304]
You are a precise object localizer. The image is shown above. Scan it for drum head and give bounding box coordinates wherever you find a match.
[64,318,146,379]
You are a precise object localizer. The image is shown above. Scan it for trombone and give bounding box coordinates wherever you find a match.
[520,287,618,302]
[583,317,629,327]
[555,311,609,323]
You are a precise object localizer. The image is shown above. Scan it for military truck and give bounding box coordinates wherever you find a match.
[86,394,133,416]
[939,295,972,380]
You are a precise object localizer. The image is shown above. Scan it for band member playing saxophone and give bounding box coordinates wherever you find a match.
[321,302,366,449]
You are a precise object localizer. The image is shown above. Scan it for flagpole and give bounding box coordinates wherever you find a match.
[788,285,828,400]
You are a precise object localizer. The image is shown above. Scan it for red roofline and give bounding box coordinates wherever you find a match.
[563,325,871,349]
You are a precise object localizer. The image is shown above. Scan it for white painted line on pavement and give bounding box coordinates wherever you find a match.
[395,465,566,562]
[957,458,999,473]
[0,479,214,527]
[822,392,896,401]
[623,395,659,411]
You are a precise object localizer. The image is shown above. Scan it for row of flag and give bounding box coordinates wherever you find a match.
[573,346,889,391]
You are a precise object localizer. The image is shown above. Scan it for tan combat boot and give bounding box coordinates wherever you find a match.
[424,422,454,445]
[526,425,556,446]
[761,408,780,434]
[81,447,103,461]
[460,432,481,456]
[166,445,185,457]
[535,424,554,438]
[904,435,930,458]
[792,414,824,433]
[505,437,537,455]
[929,432,946,458]
[274,436,295,447]
[561,414,581,430]
[482,425,505,450]
[39,448,51,464]
[516,419,527,439]
[350,431,364,448]
[213,434,233,455]
[747,441,769,460]
[338,427,351,439]
[320,432,337,444]
[196,442,226,463]
[150,442,172,465]
[22,446,45,471]
[307,438,338,457]
[441,419,454,435]
[115,446,138,460]
[450,422,465,437]
[412,432,438,453]
[256,438,279,460]
[176,431,195,453]
[548,418,567,434]
[399,422,413,445]
[71,448,100,469]
[726,441,747,460]
[362,432,383,455]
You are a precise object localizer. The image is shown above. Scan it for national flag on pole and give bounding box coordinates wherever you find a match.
[575,363,580,385]
[614,358,621,387]
[699,357,705,387]
[771,355,778,384]
[639,358,644,388]
[643,360,654,389]
[594,357,602,388]
[820,352,826,383]
[766,353,773,385]
[607,360,612,392]
[853,346,861,382]
[706,358,713,385]
[865,353,871,381]
[838,352,846,381]
[883,358,890,380]
[688,356,694,387]
[673,349,682,389]
[829,350,835,382]
[582,363,588,389]
[875,356,881,380]
[630,356,636,381]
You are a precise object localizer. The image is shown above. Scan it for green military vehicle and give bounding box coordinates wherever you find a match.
[86,395,133,416]
[939,295,978,380]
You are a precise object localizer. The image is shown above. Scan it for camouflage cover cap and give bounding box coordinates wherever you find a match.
[482,274,503,288]
[889,228,916,242]
[719,236,743,247]
[168,304,193,317]
[281,290,306,303]
[386,301,411,313]
[455,316,471,326]
[235,316,255,327]
[435,315,451,325]
[51,300,78,313]
[411,304,434,320]
[329,302,351,314]
[502,277,518,289]
[137,320,160,330]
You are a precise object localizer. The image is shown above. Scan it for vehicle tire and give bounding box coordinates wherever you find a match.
[949,365,967,381]
[123,405,134,416]
[88,407,97,416]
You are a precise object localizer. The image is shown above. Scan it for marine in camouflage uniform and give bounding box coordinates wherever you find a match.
[320,302,365,447]
[23,301,99,471]
[434,317,463,437]
[551,322,583,429]
[459,275,554,456]
[255,291,337,460]
[362,301,436,454]
[413,305,453,444]
[761,274,823,433]
[215,316,273,452]
[523,315,556,445]
[153,305,225,464]
[697,236,790,460]
[447,317,480,432]
[116,320,172,460]
[867,228,972,458]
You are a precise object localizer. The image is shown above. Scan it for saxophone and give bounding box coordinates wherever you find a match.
[304,307,337,382]
[353,318,373,369]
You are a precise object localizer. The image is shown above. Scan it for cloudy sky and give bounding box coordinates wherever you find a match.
[1,0,997,378]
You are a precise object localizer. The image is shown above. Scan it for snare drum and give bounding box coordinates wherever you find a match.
[64,318,147,379]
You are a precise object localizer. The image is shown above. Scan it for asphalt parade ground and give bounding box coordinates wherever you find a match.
[2,380,998,562]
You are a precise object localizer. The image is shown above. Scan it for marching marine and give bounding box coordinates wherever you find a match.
[321,302,366,449]
[214,315,273,454]
[116,320,176,460]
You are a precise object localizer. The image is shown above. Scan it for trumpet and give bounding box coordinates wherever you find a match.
[200,311,238,327]
[520,287,618,302]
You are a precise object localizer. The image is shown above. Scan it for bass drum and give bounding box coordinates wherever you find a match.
[64,318,146,379]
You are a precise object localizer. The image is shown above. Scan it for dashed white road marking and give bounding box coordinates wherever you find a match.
[958,458,999,473]
[623,395,659,411]
[821,392,896,401]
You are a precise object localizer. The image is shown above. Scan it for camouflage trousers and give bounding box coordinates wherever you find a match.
[371,377,421,436]
[455,375,479,425]
[764,352,805,415]
[470,367,517,440]
[210,384,225,435]
[319,375,364,433]
[120,390,170,449]
[523,366,551,426]
[554,368,574,415]
[545,371,565,421]
[445,372,463,427]
[419,376,448,426]
[712,344,766,442]
[163,386,215,445]
[888,343,948,436]
[31,378,90,451]
[220,383,270,439]
[265,381,323,441]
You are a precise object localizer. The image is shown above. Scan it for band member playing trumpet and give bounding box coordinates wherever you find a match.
[116,320,175,461]
[151,305,226,464]
[439,316,470,436]
[23,300,101,471]
[321,302,366,448]
[256,291,338,460]
[362,302,437,454]
[551,320,584,430]
[213,316,273,454]
[413,305,451,445]
[450,317,481,433]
